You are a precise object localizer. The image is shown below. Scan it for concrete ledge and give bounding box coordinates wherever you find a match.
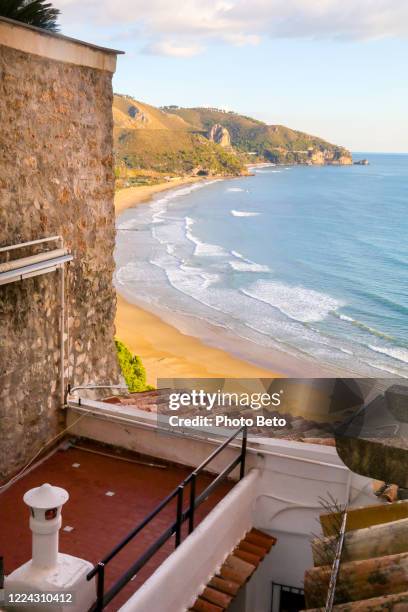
[0,16,122,72]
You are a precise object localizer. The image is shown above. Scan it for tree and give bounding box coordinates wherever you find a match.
[0,0,60,32]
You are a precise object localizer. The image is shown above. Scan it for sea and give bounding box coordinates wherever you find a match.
[115,153,408,378]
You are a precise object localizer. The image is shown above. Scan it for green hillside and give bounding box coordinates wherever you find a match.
[113,95,352,186]
[163,106,352,165]
[113,95,245,183]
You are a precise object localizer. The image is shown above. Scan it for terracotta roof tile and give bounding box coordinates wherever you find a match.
[245,529,276,551]
[304,500,408,610]
[208,577,241,596]
[306,590,408,611]
[201,587,232,608]
[103,391,335,444]
[222,554,255,582]
[233,548,261,566]
[191,598,224,612]
[237,540,267,558]
[191,528,276,611]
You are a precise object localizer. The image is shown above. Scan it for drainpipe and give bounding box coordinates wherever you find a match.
[58,235,66,408]
[0,235,68,408]
[60,263,65,407]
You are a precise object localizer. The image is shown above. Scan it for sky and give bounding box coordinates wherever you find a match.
[54,1,408,152]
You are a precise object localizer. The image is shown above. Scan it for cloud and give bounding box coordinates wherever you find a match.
[144,40,204,57]
[54,0,408,56]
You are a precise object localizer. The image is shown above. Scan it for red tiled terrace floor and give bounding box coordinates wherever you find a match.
[0,441,234,610]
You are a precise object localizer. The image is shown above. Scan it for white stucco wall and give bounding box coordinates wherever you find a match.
[119,469,260,612]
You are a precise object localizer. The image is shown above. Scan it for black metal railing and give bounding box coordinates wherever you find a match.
[87,425,247,611]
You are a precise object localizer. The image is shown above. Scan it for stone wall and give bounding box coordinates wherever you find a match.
[0,40,121,479]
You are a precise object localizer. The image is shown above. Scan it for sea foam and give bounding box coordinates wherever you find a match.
[185,216,227,257]
[368,344,408,364]
[231,210,260,217]
[242,280,343,322]
[229,250,270,273]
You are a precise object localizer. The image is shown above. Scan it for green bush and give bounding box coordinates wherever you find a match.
[115,339,153,392]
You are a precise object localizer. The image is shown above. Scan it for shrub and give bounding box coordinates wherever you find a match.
[115,339,153,392]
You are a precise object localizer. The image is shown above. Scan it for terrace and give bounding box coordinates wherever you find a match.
[0,438,234,610]
[1,389,378,611]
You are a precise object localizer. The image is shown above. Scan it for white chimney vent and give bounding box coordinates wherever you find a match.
[24,482,69,509]
[4,483,96,611]
[23,483,69,570]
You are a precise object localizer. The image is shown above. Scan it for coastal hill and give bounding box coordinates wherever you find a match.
[113,94,352,185]
[113,95,245,183]
[164,106,352,165]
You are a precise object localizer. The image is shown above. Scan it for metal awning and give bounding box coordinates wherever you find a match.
[0,237,72,286]
[0,253,73,285]
[1,235,72,405]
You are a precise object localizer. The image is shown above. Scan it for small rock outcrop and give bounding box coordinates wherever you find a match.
[208,124,231,147]
[128,104,149,124]
[354,159,369,165]
[307,148,353,166]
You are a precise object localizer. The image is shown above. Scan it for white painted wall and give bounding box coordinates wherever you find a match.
[67,401,245,478]
[245,440,377,612]
[119,469,260,612]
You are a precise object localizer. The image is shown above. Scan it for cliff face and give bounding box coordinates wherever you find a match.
[208,123,232,147]
[308,149,352,165]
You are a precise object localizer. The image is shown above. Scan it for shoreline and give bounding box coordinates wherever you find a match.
[115,176,206,215]
[113,175,347,384]
[115,293,281,386]
[114,175,287,384]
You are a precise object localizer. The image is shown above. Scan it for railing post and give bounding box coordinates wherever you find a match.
[95,561,105,612]
[175,485,184,548]
[240,425,247,480]
[189,473,196,534]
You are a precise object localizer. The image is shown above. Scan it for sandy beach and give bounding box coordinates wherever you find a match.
[115,177,204,215]
[116,294,281,386]
[114,178,281,385]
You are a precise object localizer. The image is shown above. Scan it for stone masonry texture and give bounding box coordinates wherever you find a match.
[0,43,121,479]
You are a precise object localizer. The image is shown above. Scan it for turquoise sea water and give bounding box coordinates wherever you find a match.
[115,154,407,377]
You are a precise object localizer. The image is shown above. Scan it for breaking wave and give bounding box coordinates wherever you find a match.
[368,344,408,364]
[231,210,260,217]
[242,280,343,323]
[229,250,270,273]
[185,217,227,257]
